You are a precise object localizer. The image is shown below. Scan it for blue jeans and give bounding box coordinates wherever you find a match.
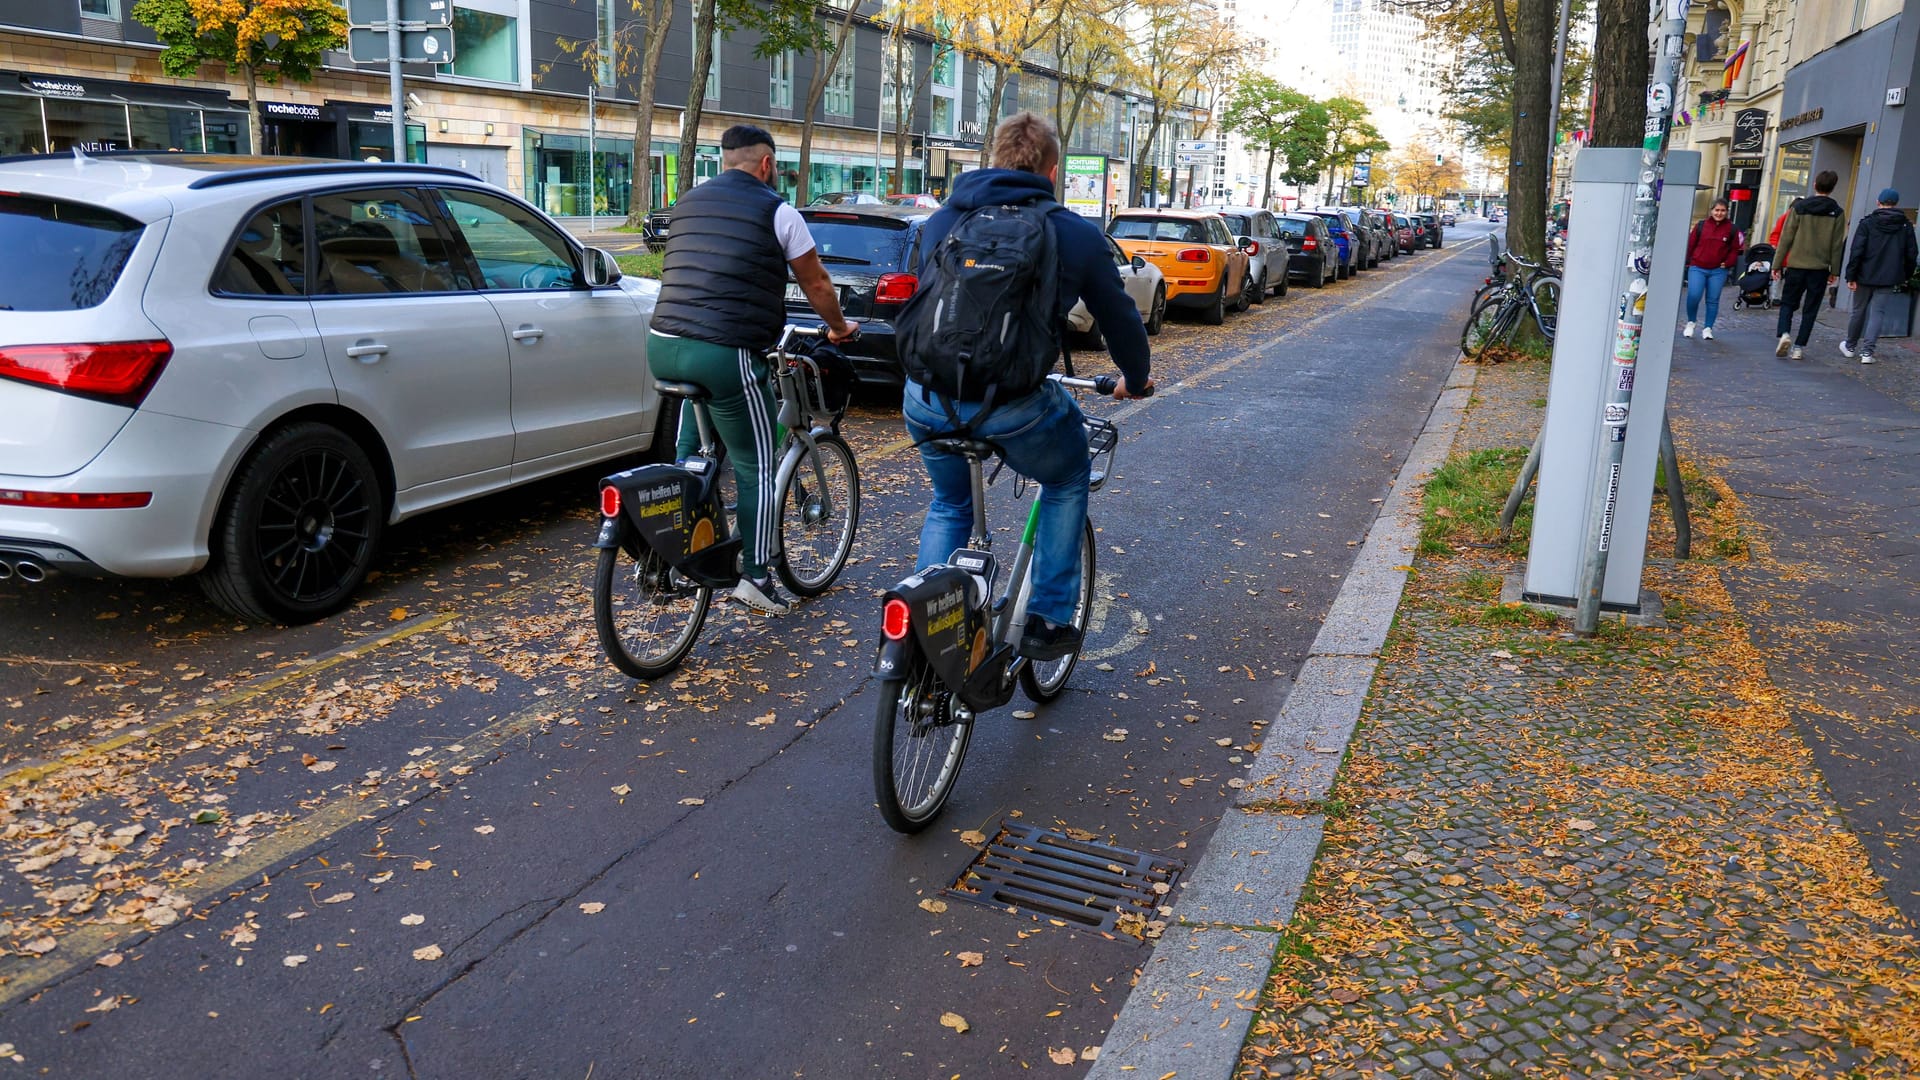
[1684,266,1728,327]
[902,380,1090,625]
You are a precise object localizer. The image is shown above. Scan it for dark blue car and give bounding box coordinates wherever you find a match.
[1301,210,1360,279]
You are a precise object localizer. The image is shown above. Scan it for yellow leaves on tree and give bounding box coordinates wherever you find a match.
[185,0,347,60]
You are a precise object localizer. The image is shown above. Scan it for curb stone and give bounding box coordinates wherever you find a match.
[1086,358,1478,1080]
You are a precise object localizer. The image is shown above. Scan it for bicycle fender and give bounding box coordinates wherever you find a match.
[882,566,981,692]
[873,637,915,679]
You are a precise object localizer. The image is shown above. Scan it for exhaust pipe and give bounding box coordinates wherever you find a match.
[0,559,12,581]
[12,560,45,584]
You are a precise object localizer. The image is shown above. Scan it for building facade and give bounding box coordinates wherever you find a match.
[1773,0,1920,231]
[1,0,1171,220]
[1669,0,1794,234]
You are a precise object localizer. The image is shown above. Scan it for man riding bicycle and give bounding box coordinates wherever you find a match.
[648,123,858,615]
[902,112,1153,660]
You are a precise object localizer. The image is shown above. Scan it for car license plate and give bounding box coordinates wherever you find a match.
[785,283,807,303]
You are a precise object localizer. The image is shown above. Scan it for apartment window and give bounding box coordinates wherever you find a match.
[770,50,795,110]
[438,5,520,84]
[695,17,721,101]
[79,0,120,16]
[932,43,956,89]
[824,45,854,117]
[931,95,954,136]
[596,0,616,86]
[976,65,997,123]
[881,44,913,128]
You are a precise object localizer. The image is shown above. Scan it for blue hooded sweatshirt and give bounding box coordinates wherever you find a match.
[917,168,1151,391]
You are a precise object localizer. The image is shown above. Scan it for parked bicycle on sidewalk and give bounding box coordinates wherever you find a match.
[1463,238,1562,358]
[593,325,861,679]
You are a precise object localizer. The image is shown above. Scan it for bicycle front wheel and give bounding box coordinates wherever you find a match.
[1020,519,1097,702]
[1461,293,1511,358]
[1530,275,1563,339]
[873,652,971,833]
[594,545,712,679]
[776,434,860,597]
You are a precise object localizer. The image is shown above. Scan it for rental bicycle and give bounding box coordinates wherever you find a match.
[870,373,1142,833]
[592,325,861,679]
[1462,242,1562,358]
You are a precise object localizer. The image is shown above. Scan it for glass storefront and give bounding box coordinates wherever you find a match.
[2,72,249,157]
[1771,139,1812,225]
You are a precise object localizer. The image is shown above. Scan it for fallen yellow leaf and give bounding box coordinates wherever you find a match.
[412,944,444,962]
[939,1011,970,1034]
[956,951,983,967]
[919,898,948,914]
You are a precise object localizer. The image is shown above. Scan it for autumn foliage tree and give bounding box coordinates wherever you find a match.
[133,0,346,157]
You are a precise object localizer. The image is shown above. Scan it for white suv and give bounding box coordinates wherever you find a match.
[0,153,671,623]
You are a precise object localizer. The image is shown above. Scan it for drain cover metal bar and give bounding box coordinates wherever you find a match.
[947,822,1185,932]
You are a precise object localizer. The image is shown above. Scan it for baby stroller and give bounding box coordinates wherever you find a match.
[1733,243,1774,309]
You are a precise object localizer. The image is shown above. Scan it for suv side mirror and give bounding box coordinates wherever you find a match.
[581,246,622,287]
[1130,254,1146,270]
[1237,235,1255,250]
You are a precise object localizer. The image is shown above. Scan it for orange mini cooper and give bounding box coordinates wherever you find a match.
[1106,209,1253,325]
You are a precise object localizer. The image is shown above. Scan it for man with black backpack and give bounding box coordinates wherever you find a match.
[896,112,1153,660]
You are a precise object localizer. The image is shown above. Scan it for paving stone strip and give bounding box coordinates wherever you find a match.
[1231,357,1920,1078]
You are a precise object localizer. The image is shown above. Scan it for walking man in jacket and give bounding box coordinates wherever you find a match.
[648,124,858,615]
[1839,190,1919,364]
[1772,170,1847,359]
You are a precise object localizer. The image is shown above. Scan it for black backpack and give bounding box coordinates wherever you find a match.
[896,200,1062,421]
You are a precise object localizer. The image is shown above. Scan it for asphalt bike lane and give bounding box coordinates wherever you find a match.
[0,230,1493,1077]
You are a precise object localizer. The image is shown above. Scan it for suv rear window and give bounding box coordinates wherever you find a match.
[0,194,143,311]
[1217,214,1252,235]
[1109,218,1206,243]
[1277,218,1308,238]
[802,214,914,268]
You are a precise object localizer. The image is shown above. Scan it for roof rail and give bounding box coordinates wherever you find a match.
[187,161,479,189]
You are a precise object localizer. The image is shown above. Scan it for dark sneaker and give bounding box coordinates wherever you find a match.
[731,575,792,615]
[1019,616,1083,661]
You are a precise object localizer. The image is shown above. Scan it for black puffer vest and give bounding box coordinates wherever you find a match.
[649,168,790,350]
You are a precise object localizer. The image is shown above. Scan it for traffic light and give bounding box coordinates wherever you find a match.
[1435,153,1444,165]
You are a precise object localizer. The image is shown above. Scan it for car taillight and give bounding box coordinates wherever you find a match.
[1176,248,1211,263]
[882,597,912,640]
[600,485,621,518]
[0,340,172,408]
[0,490,153,509]
[875,272,918,303]
[1302,238,1318,250]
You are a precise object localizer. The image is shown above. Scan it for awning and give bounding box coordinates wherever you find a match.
[5,70,242,112]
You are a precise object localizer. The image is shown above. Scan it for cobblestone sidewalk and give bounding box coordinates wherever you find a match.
[1234,358,1920,1078]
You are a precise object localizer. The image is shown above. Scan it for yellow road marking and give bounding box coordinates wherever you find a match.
[0,611,460,792]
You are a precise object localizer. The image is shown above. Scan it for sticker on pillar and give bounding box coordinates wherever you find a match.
[1665,0,1690,22]
[1645,116,1664,137]
[1604,403,1629,424]
[1648,84,1671,113]
[1666,35,1685,58]
[1609,424,1628,442]
[1613,321,1641,362]
[1616,365,1637,392]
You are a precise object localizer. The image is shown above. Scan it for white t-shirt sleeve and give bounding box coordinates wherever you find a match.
[773,203,815,262]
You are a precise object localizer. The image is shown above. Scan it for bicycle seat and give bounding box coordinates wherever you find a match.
[654,380,712,401]
[924,437,998,458]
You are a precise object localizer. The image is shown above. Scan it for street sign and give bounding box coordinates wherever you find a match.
[349,26,455,64]
[348,0,452,26]
[1175,140,1217,154]
[1175,152,1217,166]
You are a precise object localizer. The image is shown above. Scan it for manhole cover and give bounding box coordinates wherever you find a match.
[947,822,1185,932]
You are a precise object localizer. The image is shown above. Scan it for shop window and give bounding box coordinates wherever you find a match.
[44,99,129,153]
[438,188,576,291]
[348,121,427,163]
[214,200,307,298]
[770,50,794,110]
[311,189,463,295]
[203,114,247,154]
[824,45,854,117]
[525,130,636,217]
[0,95,47,156]
[129,104,204,152]
[439,7,520,84]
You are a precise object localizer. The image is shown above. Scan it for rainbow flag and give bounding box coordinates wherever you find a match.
[1723,41,1751,88]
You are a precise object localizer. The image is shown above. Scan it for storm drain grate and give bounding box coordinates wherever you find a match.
[945,822,1185,932]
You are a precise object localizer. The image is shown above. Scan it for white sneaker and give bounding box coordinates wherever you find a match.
[1702,326,1714,340]
[731,575,792,615]
[1861,353,1876,365]
[1839,340,1855,357]
[1790,346,1805,361]
[1776,334,1792,357]
[1683,321,1695,338]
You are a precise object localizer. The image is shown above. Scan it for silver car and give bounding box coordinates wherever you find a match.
[1067,234,1169,339]
[1194,205,1288,303]
[0,153,671,623]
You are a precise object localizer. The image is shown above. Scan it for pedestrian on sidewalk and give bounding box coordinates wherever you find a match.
[1772,171,1847,360]
[1839,189,1919,364]
[1682,197,1743,340]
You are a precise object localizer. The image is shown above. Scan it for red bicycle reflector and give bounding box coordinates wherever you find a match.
[0,490,152,509]
[875,272,918,303]
[1176,248,1211,263]
[882,598,911,640]
[600,486,621,517]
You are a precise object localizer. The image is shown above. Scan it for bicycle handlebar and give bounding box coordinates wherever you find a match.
[775,321,863,352]
[1051,372,1155,398]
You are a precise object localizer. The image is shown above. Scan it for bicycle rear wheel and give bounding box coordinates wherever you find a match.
[776,434,860,597]
[1461,293,1513,358]
[1530,275,1563,339]
[594,545,712,679]
[873,652,971,833]
[1020,519,1097,702]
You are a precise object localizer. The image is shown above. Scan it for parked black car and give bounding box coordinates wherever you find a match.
[1300,209,1361,278]
[1277,212,1339,289]
[644,204,672,252]
[782,205,933,385]
[1420,211,1445,249]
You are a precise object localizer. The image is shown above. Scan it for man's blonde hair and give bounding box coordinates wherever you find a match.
[991,112,1061,175]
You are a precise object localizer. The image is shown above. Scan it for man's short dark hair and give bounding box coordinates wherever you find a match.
[1813,169,1838,194]
[722,124,776,153]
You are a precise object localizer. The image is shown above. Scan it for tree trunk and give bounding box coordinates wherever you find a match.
[1508,0,1554,265]
[1262,145,1276,209]
[624,0,673,227]
[799,8,860,206]
[677,0,717,201]
[1591,0,1650,146]
[243,63,261,157]
[985,61,1010,132]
